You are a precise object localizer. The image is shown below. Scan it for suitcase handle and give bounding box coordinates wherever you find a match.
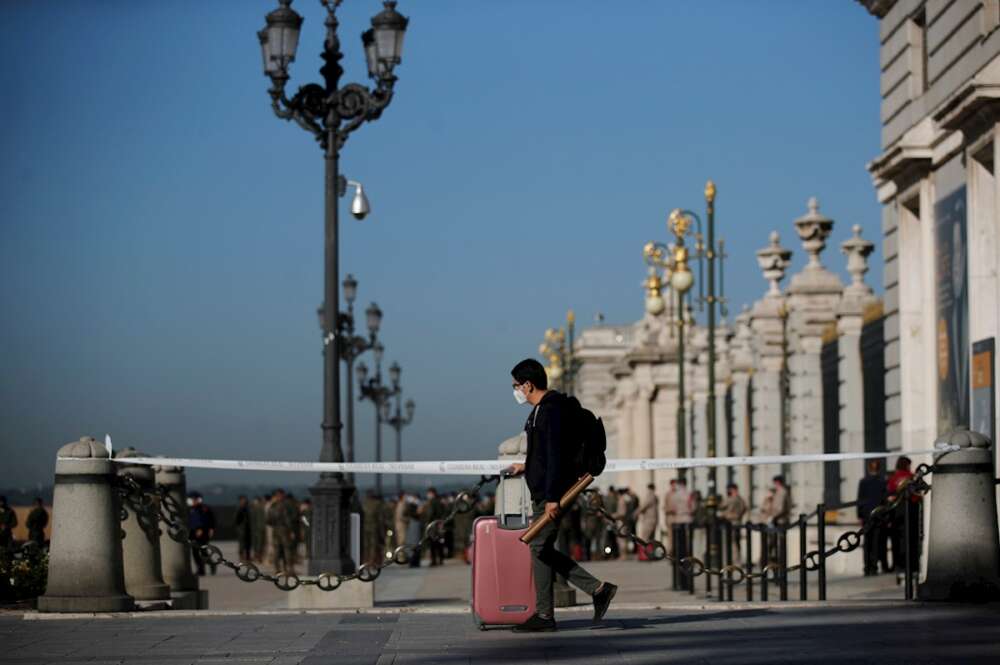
[495,470,532,529]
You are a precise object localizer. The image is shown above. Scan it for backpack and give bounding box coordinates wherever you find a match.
[567,396,607,477]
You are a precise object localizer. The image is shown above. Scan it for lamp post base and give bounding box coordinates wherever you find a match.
[309,477,357,576]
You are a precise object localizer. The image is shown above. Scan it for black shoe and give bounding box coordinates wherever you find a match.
[593,582,618,623]
[512,614,557,633]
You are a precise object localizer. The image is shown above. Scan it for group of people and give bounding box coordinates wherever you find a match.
[230,491,312,576]
[0,496,49,550]
[362,488,496,568]
[856,456,923,577]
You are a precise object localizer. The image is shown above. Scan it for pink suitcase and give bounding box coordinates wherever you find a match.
[470,515,536,629]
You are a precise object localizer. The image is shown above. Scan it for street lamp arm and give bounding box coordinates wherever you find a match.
[333,82,394,149]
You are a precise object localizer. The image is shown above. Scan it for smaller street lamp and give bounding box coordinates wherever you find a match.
[359,347,401,496]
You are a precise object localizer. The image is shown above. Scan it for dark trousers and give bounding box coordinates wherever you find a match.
[191,538,216,576]
[672,524,691,590]
[528,501,602,617]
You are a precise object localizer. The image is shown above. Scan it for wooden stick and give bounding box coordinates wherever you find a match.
[519,474,594,544]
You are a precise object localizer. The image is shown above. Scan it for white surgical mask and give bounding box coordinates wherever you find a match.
[513,388,528,405]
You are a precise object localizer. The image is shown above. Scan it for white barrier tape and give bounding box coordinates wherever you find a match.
[90,445,958,476]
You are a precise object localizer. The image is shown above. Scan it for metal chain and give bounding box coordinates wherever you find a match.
[582,461,935,586]
[115,473,499,593]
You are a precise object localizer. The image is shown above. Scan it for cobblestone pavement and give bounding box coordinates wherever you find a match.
[4,603,1000,664]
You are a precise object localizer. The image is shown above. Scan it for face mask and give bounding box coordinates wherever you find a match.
[513,388,528,405]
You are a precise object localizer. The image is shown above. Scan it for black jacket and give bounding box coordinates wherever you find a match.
[856,474,885,521]
[524,391,579,503]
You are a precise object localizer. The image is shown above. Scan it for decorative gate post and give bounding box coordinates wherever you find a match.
[37,437,134,613]
[116,448,171,602]
[154,463,207,609]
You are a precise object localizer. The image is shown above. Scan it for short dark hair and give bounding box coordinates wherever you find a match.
[726,483,737,491]
[647,483,655,490]
[896,456,911,471]
[511,358,548,390]
[773,475,785,486]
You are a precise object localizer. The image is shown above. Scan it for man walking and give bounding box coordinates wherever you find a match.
[507,358,616,632]
[719,483,747,556]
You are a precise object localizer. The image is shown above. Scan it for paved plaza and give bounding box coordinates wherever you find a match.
[3,603,999,664]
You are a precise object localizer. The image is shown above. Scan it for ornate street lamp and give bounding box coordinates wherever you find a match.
[358,348,401,496]
[325,272,383,480]
[384,394,415,495]
[645,184,728,597]
[539,311,580,396]
[258,0,409,576]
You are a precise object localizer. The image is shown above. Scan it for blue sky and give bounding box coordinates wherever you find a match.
[0,1,881,491]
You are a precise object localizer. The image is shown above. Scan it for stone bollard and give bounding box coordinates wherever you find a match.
[153,463,207,609]
[919,429,1000,602]
[115,448,171,602]
[37,437,135,612]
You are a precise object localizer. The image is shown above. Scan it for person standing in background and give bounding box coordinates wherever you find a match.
[394,490,409,549]
[26,498,49,547]
[188,492,217,576]
[857,461,887,576]
[0,496,17,550]
[299,498,313,561]
[637,483,659,543]
[234,495,252,562]
[250,496,267,563]
[719,484,747,556]
[266,488,296,575]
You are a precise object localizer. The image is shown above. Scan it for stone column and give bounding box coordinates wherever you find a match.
[729,306,757,509]
[713,325,733,488]
[749,231,793,510]
[786,198,844,513]
[115,448,171,602]
[614,378,635,494]
[632,384,655,492]
[38,437,135,613]
[154,464,206,610]
[919,429,1000,601]
[691,326,709,494]
[836,226,879,514]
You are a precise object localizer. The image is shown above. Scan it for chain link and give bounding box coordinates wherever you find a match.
[115,473,499,593]
[581,461,934,586]
[114,461,935,594]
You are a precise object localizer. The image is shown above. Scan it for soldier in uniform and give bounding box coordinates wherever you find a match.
[362,490,383,567]
[266,488,296,575]
[421,487,445,566]
[250,496,267,563]
[26,498,49,547]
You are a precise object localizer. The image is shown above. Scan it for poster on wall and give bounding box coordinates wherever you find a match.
[934,185,969,432]
[971,338,995,445]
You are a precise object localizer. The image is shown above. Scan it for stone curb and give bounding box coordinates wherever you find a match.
[20,599,921,621]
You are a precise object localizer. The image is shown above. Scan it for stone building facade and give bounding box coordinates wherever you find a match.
[576,201,885,517]
[860,0,999,470]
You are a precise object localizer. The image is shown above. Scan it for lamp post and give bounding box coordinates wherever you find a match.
[644,238,695,481]
[325,273,383,476]
[382,394,415,495]
[357,350,400,497]
[258,0,409,576]
[539,310,580,396]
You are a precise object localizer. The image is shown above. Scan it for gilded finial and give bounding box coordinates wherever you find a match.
[705,180,716,203]
[566,309,575,325]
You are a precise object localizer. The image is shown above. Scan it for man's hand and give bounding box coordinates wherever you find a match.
[506,463,525,477]
[544,502,560,521]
